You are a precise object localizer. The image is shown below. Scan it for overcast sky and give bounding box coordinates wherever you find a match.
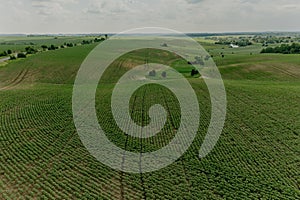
[1,0,300,34]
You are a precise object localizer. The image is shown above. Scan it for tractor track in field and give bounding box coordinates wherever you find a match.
[0,68,28,91]
[139,89,147,200]
[269,65,299,79]
[117,56,141,199]
[120,95,138,200]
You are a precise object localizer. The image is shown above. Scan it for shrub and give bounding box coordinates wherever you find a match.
[0,51,7,57]
[9,55,16,60]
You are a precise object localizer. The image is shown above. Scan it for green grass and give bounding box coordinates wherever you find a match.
[0,38,299,199]
[0,43,97,87]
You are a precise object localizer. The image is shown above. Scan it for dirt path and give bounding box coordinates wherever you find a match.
[0,56,9,63]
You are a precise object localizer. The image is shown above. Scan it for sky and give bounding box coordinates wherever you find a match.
[1,0,300,34]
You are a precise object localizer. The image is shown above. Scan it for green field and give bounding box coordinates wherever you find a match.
[0,36,299,199]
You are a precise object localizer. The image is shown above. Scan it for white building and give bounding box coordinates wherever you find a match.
[230,44,239,48]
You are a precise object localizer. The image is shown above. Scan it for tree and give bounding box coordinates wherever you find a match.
[7,49,12,54]
[17,53,26,58]
[149,70,156,77]
[204,55,210,61]
[66,43,74,47]
[48,45,56,50]
[94,38,102,42]
[261,43,300,54]
[82,40,90,45]
[191,69,199,76]
[25,46,37,54]
[195,56,204,65]
[41,45,48,51]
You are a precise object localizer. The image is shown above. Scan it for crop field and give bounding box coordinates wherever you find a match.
[0,36,299,199]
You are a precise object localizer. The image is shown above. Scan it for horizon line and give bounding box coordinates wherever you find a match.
[1,31,300,36]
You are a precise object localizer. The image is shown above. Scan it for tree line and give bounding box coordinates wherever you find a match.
[3,37,107,61]
[215,38,253,47]
[261,43,300,54]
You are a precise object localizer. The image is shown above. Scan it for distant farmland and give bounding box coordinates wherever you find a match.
[0,35,299,199]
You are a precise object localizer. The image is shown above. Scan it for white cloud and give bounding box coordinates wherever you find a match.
[84,0,134,15]
[1,0,300,33]
[186,0,205,4]
[31,0,78,16]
